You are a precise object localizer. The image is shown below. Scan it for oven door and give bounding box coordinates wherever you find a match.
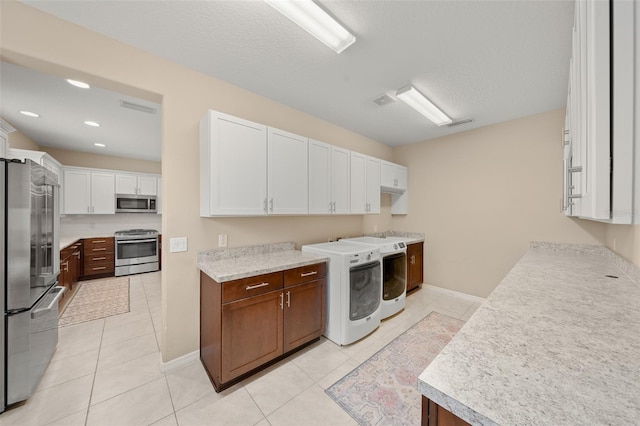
[382,252,407,300]
[349,260,381,321]
[115,238,158,266]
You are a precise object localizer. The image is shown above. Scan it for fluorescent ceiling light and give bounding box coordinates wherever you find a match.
[265,0,356,54]
[94,143,106,147]
[66,79,90,89]
[84,121,100,127]
[20,110,40,118]
[396,85,452,126]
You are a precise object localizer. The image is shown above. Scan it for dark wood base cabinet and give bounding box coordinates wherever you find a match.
[407,241,424,293]
[422,397,470,426]
[82,237,115,279]
[200,262,326,391]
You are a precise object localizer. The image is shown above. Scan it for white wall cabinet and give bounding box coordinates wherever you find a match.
[115,173,157,196]
[380,161,407,193]
[350,152,380,214]
[563,0,638,223]
[267,128,308,215]
[200,110,268,216]
[308,140,350,214]
[157,177,162,215]
[63,168,115,214]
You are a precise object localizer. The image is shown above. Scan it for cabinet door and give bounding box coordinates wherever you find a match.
[308,139,332,214]
[221,290,283,383]
[115,174,138,195]
[63,170,91,214]
[380,160,396,189]
[283,279,326,353]
[156,177,162,215]
[366,156,380,214]
[407,242,424,292]
[91,172,116,214]
[138,176,157,196]
[267,128,308,215]
[331,147,350,214]
[201,111,267,216]
[350,151,367,214]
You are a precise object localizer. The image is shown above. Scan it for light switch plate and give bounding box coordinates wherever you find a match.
[218,234,228,247]
[170,237,187,253]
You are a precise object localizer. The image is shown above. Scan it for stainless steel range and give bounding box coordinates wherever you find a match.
[114,229,159,276]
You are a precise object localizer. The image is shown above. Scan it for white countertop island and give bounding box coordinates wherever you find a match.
[418,243,640,425]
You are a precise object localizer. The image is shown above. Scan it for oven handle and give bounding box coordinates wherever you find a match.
[31,286,66,319]
[116,238,158,244]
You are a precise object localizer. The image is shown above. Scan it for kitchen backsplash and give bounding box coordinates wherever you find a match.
[60,213,161,237]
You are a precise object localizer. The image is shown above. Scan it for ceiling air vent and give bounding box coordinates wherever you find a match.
[372,94,395,107]
[120,100,157,114]
[447,118,473,127]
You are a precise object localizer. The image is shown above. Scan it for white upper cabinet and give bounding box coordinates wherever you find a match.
[380,160,407,193]
[63,168,115,214]
[157,177,162,215]
[350,152,380,214]
[563,0,638,223]
[267,127,308,215]
[308,140,350,214]
[115,173,157,196]
[200,110,267,216]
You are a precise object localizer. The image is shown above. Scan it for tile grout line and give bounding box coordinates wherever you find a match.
[83,318,107,426]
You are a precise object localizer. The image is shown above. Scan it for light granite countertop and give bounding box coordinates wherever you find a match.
[418,243,640,425]
[198,242,328,283]
[365,231,425,244]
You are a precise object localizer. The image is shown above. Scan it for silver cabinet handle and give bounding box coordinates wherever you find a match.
[568,166,583,173]
[92,240,106,243]
[264,198,268,213]
[280,293,284,310]
[246,282,269,290]
[270,198,273,213]
[92,266,107,271]
[301,271,317,277]
[92,248,107,252]
[93,257,106,261]
[62,261,69,272]
[286,291,290,308]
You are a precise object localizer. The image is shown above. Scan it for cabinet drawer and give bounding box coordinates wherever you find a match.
[83,262,114,276]
[284,262,326,287]
[222,272,283,303]
[85,253,114,264]
[83,237,114,254]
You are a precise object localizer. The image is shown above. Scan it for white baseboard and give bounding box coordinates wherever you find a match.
[160,350,200,373]
[422,284,486,304]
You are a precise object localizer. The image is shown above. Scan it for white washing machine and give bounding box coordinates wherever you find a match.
[342,236,407,319]
[301,241,382,345]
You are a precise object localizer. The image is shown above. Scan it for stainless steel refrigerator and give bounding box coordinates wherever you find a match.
[1,158,64,413]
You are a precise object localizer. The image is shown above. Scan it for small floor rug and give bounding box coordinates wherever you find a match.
[326,312,464,426]
[59,277,130,327]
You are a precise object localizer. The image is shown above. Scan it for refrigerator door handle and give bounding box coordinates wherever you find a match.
[31,286,65,319]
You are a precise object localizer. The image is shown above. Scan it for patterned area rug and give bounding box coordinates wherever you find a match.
[59,277,130,327]
[326,312,464,426]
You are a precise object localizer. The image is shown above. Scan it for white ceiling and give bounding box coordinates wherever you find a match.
[5,0,574,160]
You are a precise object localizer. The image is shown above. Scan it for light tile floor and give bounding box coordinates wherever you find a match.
[1,272,482,426]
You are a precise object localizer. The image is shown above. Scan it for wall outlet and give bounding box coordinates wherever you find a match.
[170,237,187,253]
[218,234,228,247]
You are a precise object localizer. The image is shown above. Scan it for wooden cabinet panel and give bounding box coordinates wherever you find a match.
[283,279,326,353]
[221,289,284,383]
[222,272,283,303]
[422,397,470,426]
[82,237,114,278]
[407,242,424,293]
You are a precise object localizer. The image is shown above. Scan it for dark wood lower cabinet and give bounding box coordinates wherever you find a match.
[407,241,424,293]
[200,261,326,391]
[422,396,470,426]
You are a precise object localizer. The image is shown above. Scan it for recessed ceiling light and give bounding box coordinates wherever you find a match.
[94,143,106,148]
[19,110,40,118]
[66,79,90,89]
[84,121,100,127]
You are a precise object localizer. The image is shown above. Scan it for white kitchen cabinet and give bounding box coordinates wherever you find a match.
[563,0,638,223]
[157,177,162,215]
[267,127,308,215]
[1,119,15,158]
[380,161,407,193]
[200,110,268,216]
[308,139,350,214]
[115,173,157,196]
[8,148,62,181]
[63,168,115,214]
[350,151,380,214]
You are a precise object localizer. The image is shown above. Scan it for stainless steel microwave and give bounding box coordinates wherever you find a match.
[115,194,157,213]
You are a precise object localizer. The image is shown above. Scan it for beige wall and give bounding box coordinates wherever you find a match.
[43,147,161,174]
[5,124,40,150]
[605,224,640,265]
[391,109,608,297]
[0,2,392,362]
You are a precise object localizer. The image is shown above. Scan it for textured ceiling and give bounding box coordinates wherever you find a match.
[6,0,574,160]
